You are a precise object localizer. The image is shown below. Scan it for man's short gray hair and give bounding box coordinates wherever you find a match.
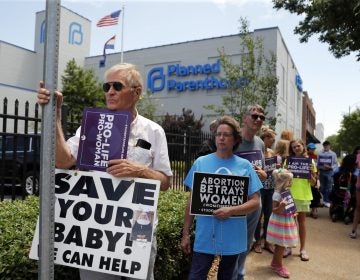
[245,104,265,115]
[104,63,143,88]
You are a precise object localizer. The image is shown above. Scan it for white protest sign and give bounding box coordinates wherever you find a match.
[29,169,160,279]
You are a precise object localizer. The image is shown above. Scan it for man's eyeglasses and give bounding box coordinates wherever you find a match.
[250,114,265,121]
[103,82,125,92]
[214,132,233,138]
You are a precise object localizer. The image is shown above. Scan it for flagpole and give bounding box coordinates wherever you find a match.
[120,5,125,63]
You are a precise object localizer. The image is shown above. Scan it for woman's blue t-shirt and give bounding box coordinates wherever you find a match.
[184,153,262,255]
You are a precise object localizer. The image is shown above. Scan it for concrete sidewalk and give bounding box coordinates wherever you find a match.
[245,207,360,280]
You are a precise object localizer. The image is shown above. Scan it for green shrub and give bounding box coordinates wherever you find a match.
[0,196,79,280]
[0,191,193,280]
[0,195,39,279]
[155,190,193,279]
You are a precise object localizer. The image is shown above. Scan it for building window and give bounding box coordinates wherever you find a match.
[281,65,286,100]
[297,91,301,114]
[290,83,295,110]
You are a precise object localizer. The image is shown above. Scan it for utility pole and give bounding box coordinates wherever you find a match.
[39,1,61,279]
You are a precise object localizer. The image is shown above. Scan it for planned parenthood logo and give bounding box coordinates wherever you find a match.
[40,20,83,46]
[147,67,166,92]
[147,60,247,93]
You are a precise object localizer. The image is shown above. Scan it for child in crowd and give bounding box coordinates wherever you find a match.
[267,169,298,278]
[307,143,321,219]
[254,125,277,254]
[286,139,317,261]
[274,139,289,168]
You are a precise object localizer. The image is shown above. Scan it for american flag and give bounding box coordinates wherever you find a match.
[96,10,121,27]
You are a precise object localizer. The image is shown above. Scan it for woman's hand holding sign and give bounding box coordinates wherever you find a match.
[213,207,233,220]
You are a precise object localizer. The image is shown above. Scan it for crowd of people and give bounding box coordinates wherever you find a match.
[37,61,359,279]
[191,113,359,279]
[188,111,313,278]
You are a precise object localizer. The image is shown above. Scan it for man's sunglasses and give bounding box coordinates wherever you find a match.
[102,82,125,92]
[250,114,265,121]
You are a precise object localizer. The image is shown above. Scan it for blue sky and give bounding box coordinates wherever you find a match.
[0,0,359,138]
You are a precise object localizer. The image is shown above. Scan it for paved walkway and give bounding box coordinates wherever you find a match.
[245,207,360,280]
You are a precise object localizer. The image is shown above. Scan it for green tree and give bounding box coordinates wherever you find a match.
[161,108,204,161]
[137,89,159,122]
[161,108,204,133]
[337,108,360,153]
[61,59,105,120]
[325,134,341,157]
[273,0,360,61]
[205,18,278,127]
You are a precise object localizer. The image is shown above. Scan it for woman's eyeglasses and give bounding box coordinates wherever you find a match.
[103,82,125,92]
[250,114,265,121]
[214,132,233,138]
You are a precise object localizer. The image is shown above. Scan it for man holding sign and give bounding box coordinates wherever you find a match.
[37,63,172,280]
[181,116,261,279]
[317,140,338,208]
[234,104,267,279]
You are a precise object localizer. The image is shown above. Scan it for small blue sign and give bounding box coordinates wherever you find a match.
[295,74,303,92]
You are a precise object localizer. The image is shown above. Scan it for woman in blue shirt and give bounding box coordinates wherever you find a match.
[181,116,262,280]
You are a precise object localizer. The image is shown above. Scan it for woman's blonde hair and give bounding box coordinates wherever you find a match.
[260,125,276,141]
[280,129,294,141]
[272,168,293,192]
[289,139,308,157]
[274,139,289,158]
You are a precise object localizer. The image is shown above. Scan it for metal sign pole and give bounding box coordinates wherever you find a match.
[39,1,61,279]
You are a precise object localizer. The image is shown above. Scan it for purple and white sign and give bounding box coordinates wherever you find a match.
[318,155,332,168]
[281,189,297,215]
[76,108,131,171]
[263,156,277,189]
[235,150,262,168]
[286,157,311,179]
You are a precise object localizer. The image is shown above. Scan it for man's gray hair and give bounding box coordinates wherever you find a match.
[245,104,265,114]
[104,63,143,88]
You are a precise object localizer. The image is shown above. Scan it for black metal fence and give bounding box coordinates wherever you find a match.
[0,98,211,200]
[0,99,41,201]
[166,127,211,189]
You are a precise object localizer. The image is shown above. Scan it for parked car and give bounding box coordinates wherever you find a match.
[0,133,40,195]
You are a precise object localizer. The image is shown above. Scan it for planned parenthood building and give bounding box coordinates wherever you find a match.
[0,6,304,137]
